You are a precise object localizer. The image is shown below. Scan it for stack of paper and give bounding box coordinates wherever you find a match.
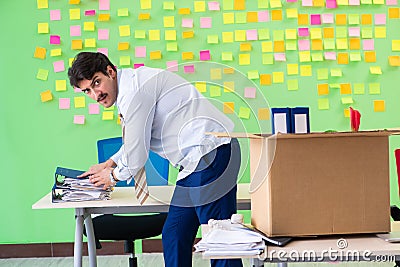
[53,178,112,202]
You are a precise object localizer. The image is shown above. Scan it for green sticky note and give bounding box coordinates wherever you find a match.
[262,54,274,65]
[163,1,175,10]
[258,0,268,8]
[350,52,361,62]
[312,53,324,62]
[341,97,354,104]
[119,56,130,66]
[369,83,381,94]
[318,99,330,110]
[223,0,234,10]
[166,42,178,51]
[36,68,49,81]
[286,40,297,51]
[329,83,341,89]
[336,38,348,50]
[370,66,382,75]
[248,70,259,80]
[221,52,233,61]
[330,68,342,77]
[207,35,219,44]
[258,29,270,40]
[324,39,336,50]
[336,27,347,38]
[348,14,360,25]
[287,79,299,91]
[210,86,221,97]
[273,30,284,41]
[118,8,129,16]
[135,30,146,39]
[361,27,373,39]
[235,12,247,23]
[354,83,365,94]
[317,68,329,80]
[239,107,251,119]
[361,0,372,3]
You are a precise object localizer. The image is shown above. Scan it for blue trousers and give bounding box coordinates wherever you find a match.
[162,139,243,267]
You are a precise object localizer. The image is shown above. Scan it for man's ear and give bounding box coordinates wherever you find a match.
[107,65,116,79]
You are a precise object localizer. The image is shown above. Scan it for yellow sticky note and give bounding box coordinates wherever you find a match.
[138,13,150,20]
[69,0,80,4]
[299,51,311,62]
[313,0,324,6]
[223,68,235,74]
[285,29,297,40]
[354,83,365,94]
[300,65,312,76]
[38,23,49,34]
[350,52,361,62]
[272,72,284,83]
[318,84,329,95]
[150,51,162,60]
[165,30,176,41]
[330,68,342,77]
[210,86,221,97]
[258,108,270,120]
[69,8,80,20]
[34,47,46,59]
[223,13,235,24]
[375,27,386,39]
[389,56,400,66]
[222,32,234,43]
[135,30,146,39]
[336,38,348,50]
[149,30,160,40]
[55,80,67,91]
[40,90,52,102]
[221,52,233,61]
[182,52,194,60]
[210,68,222,80]
[74,96,85,108]
[318,98,329,110]
[337,53,349,64]
[239,54,250,65]
[182,31,194,38]
[374,100,385,112]
[234,30,246,41]
[71,39,83,50]
[84,38,96,48]
[262,41,273,52]
[310,28,322,39]
[240,43,252,51]
[223,102,235,114]
[163,2,175,10]
[119,25,131,37]
[286,8,298,18]
[102,111,114,120]
[238,107,251,119]
[260,74,272,85]
[195,82,207,93]
[370,66,382,75]
[270,0,282,8]
[369,83,381,94]
[194,1,206,12]
[50,48,62,57]
[287,64,298,75]
[392,40,400,51]
[166,42,178,51]
[98,14,110,21]
[118,42,130,50]
[223,81,235,92]
[179,8,191,15]
[163,16,175,27]
[340,83,351,94]
[37,0,48,9]
[248,70,259,80]
[365,51,376,63]
[119,56,131,66]
[118,8,129,17]
[140,0,152,9]
[207,35,219,44]
[341,97,354,104]
[84,22,95,31]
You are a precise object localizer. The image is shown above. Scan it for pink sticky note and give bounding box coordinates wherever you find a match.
[386,0,398,5]
[53,60,65,72]
[134,63,145,69]
[85,10,96,16]
[208,1,220,10]
[258,11,269,22]
[326,0,337,8]
[374,14,386,25]
[166,60,179,72]
[200,17,212,28]
[324,52,337,60]
[50,35,60,45]
[349,0,360,5]
[135,46,146,58]
[50,10,61,21]
[182,18,194,28]
[244,87,256,98]
[200,50,211,61]
[298,28,309,37]
[59,98,70,110]
[246,29,258,41]
[74,115,85,125]
[89,103,100,114]
[274,53,286,62]
[322,13,334,24]
[184,65,195,73]
[70,25,81,36]
[348,27,360,37]
[287,0,298,2]
[97,48,108,56]
[98,29,109,40]
[310,14,321,25]
[298,40,310,51]
[74,87,82,93]
[363,39,375,50]
[99,0,110,10]
[302,0,313,6]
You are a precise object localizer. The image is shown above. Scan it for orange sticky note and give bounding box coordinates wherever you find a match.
[258,108,270,120]
[323,28,334,39]
[247,12,258,22]
[349,38,360,50]
[71,39,83,50]
[365,51,376,63]
[273,41,285,52]
[361,14,372,25]
[374,100,385,112]
[223,68,235,74]
[118,42,129,50]
[150,51,162,60]
[223,102,235,114]
[34,47,46,59]
[340,83,352,95]
[40,90,53,102]
[298,14,309,25]
[138,13,150,20]
[234,0,245,10]
[69,0,80,4]
[98,14,110,21]
[182,31,194,38]
[336,14,347,25]
[260,74,272,85]
[271,10,282,21]
[318,84,329,95]
[313,0,324,6]
[178,8,191,15]
[240,43,252,51]
[389,8,400,19]
[389,56,400,66]
[312,40,323,50]
[182,52,194,60]
[338,53,349,64]
[223,81,235,92]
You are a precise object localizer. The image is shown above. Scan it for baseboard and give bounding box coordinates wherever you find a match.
[0,238,200,258]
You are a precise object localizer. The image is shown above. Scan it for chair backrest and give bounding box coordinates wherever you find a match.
[97,137,169,187]
[395,149,400,196]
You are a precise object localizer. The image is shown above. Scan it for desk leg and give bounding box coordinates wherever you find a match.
[250,258,264,267]
[277,263,288,267]
[84,213,97,267]
[74,209,84,267]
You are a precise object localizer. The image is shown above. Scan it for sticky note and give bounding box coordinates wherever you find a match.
[235,30,246,41]
[323,28,334,38]
[149,30,160,40]
[349,0,360,4]
[349,52,361,61]
[182,18,194,28]
[324,52,337,60]
[88,103,100,114]
[270,0,282,7]
[322,13,334,24]
[119,25,131,37]
[98,29,109,40]
[316,69,328,80]
[71,40,83,50]
[318,84,329,95]
[74,96,85,108]
[310,28,322,39]
[247,11,258,22]
[311,14,321,25]
[287,64,299,75]
[38,23,49,34]
[389,8,400,19]
[135,30,146,39]
[234,0,246,10]
[330,68,342,77]
[59,98,70,109]
[348,14,360,25]
[244,87,257,98]
[246,30,258,41]
[274,31,285,40]
[210,68,222,80]
[166,42,178,51]
[272,72,284,83]
[195,1,206,12]
[363,39,374,50]
[209,86,221,97]
[274,53,286,62]
[285,29,297,40]
[375,27,386,39]
[118,42,129,50]
[195,82,207,92]
[200,50,211,61]
[223,102,235,114]
[369,83,380,94]
[337,53,349,64]
[221,32,233,43]
[248,70,259,79]
[354,83,365,94]
[97,48,108,56]
[178,8,191,14]
[102,111,114,120]
[389,56,400,66]
[182,52,194,60]
[235,12,246,24]
[34,47,46,59]
[135,46,146,58]
[69,8,80,20]
[300,65,312,76]
[138,13,150,20]
[49,48,60,56]
[260,74,271,85]
[258,108,270,120]
[208,1,220,10]
[184,65,195,73]
[40,90,52,102]
[240,43,252,52]
[224,81,235,92]
[340,83,351,94]
[55,80,67,91]
[99,0,110,10]
[387,0,398,5]
[350,38,360,50]
[311,53,324,62]
[287,79,299,91]
[287,41,298,51]
[223,13,235,24]
[118,8,129,17]
[239,54,250,65]
[341,97,354,104]
[85,10,96,16]
[258,0,269,8]
[53,60,65,73]
[361,28,373,39]
[84,22,95,31]
[84,38,96,48]
[374,100,385,112]
[318,99,330,110]
[50,9,61,21]
[207,35,219,44]
[392,40,400,51]
[299,51,311,62]
[166,60,178,72]
[163,1,175,10]
[37,69,49,81]
[365,51,376,62]
[286,9,297,19]
[298,40,310,51]
[119,56,131,66]
[349,27,360,37]
[298,28,309,37]
[298,14,309,25]
[312,40,323,50]
[323,39,335,50]
[150,51,161,60]
[37,0,48,9]
[262,41,273,52]
[223,68,235,74]
[302,0,313,6]
[200,17,212,28]
[165,30,176,41]
[164,16,175,27]
[370,66,382,74]
[50,35,60,45]
[238,107,251,119]
[271,10,282,21]
[69,25,81,37]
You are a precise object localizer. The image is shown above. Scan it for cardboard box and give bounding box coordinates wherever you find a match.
[212,131,396,237]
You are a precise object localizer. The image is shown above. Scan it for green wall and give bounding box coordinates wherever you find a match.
[1,0,400,245]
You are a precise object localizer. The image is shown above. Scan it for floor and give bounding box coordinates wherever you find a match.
[0,254,395,267]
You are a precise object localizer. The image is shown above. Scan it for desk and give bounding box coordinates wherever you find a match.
[201,223,400,267]
[32,183,251,267]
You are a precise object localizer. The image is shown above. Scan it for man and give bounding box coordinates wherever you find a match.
[68,52,242,267]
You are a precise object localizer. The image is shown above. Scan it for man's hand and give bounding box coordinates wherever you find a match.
[78,162,108,178]
[88,167,115,190]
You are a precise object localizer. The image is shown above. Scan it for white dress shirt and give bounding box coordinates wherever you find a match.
[111,67,233,183]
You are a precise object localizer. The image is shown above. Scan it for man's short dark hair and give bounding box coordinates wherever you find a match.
[68,52,116,88]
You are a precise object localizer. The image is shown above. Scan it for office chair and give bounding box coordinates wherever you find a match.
[86,137,169,267]
[392,149,400,267]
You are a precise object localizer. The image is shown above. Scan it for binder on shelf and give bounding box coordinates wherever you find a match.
[271,108,291,134]
[291,107,310,134]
